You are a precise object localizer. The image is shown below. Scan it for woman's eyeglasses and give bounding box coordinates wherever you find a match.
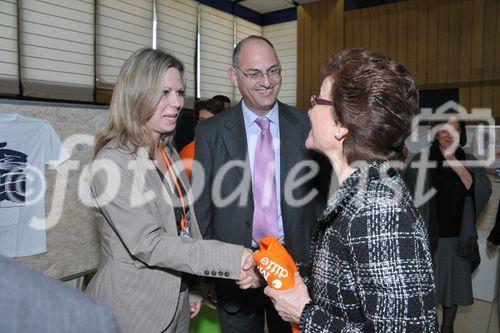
[310,95,334,108]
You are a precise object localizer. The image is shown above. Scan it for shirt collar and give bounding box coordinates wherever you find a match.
[241,100,279,129]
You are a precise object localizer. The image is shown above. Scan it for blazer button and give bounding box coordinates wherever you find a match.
[224,271,230,277]
[204,270,210,276]
[211,271,217,276]
[245,221,251,228]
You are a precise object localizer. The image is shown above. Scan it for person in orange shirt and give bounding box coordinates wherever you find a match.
[180,98,225,179]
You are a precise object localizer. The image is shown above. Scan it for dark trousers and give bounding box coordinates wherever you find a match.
[217,286,292,333]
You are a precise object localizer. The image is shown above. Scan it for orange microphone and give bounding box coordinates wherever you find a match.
[253,237,300,333]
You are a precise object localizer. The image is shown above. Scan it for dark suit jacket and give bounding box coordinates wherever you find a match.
[0,255,120,333]
[193,101,329,311]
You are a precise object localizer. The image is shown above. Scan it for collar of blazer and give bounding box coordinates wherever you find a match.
[132,144,200,238]
[220,100,306,192]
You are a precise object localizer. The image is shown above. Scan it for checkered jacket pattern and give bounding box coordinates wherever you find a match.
[299,161,438,333]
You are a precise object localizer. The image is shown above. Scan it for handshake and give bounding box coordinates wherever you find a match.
[200,248,261,310]
[236,248,264,290]
[236,238,298,291]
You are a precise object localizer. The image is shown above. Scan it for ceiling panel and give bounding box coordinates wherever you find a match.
[238,0,294,14]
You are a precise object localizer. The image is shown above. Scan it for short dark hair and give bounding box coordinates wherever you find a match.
[326,48,419,163]
[209,99,225,115]
[193,98,225,124]
[193,99,209,125]
[212,95,231,104]
[232,35,276,67]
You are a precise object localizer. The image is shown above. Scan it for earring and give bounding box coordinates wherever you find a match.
[334,132,340,140]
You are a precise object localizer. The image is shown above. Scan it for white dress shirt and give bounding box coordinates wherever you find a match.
[241,101,284,247]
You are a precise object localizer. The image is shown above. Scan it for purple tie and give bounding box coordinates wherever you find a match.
[252,117,279,243]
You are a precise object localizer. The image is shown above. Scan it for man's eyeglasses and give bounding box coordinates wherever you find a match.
[310,95,334,108]
[234,65,282,82]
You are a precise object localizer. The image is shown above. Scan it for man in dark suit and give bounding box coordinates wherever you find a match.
[0,255,120,333]
[193,35,328,333]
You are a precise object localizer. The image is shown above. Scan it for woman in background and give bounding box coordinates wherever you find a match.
[405,112,491,333]
[87,48,256,333]
[264,49,438,332]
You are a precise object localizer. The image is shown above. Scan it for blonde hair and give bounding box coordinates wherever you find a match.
[94,48,184,157]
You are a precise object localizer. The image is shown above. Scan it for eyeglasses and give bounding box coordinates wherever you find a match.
[234,65,282,82]
[310,95,334,108]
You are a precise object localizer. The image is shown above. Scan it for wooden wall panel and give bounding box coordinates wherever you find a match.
[470,0,485,80]
[331,0,344,54]
[481,85,494,108]
[482,0,497,81]
[303,6,312,105]
[495,2,500,79]
[386,4,399,61]
[297,0,499,113]
[352,9,362,48]
[459,86,471,112]
[344,11,353,49]
[437,0,449,84]
[416,0,428,84]
[447,0,461,83]
[369,7,380,53]
[397,2,408,70]
[378,5,389,56]
[297,6,304,107]
[494,86,500,117]
[407,0,418,78]
[470,85,483,109]
[459,0,473,83]
[361,8,371,49]
[311,2,321,96]
[427,0,439,84]
[319,0,328,71]
[297,0,344,109]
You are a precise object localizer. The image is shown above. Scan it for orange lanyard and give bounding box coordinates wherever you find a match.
[160,146,188,232]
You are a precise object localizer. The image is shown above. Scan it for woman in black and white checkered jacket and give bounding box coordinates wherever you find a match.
[264,49,438,332]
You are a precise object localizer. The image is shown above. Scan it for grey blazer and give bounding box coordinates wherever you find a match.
[0,255,120,333]
[193,101,329,312]
[86,140,244,333]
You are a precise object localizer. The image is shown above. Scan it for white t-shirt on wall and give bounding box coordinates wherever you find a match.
[0,113,69,257]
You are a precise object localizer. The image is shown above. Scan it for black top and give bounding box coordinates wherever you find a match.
[488,200,500,245]
[430,143,473,237]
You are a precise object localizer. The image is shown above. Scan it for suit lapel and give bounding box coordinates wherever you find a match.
[278,101,304,195]
[135,147,177,234]
[221,104,250,178]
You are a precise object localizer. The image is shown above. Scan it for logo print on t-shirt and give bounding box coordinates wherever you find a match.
[0,142,27,205]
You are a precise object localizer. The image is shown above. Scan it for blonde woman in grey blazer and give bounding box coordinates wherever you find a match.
[87,48,257,333]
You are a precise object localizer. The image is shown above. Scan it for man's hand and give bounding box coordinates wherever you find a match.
[200,279,218,309]
[236,248,263,289]
[264,272,311,324]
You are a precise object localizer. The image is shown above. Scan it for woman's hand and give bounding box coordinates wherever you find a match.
[264,272,311,324]
[445,155,473,190]
[189,300,202,318]
[236,248,264,289]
